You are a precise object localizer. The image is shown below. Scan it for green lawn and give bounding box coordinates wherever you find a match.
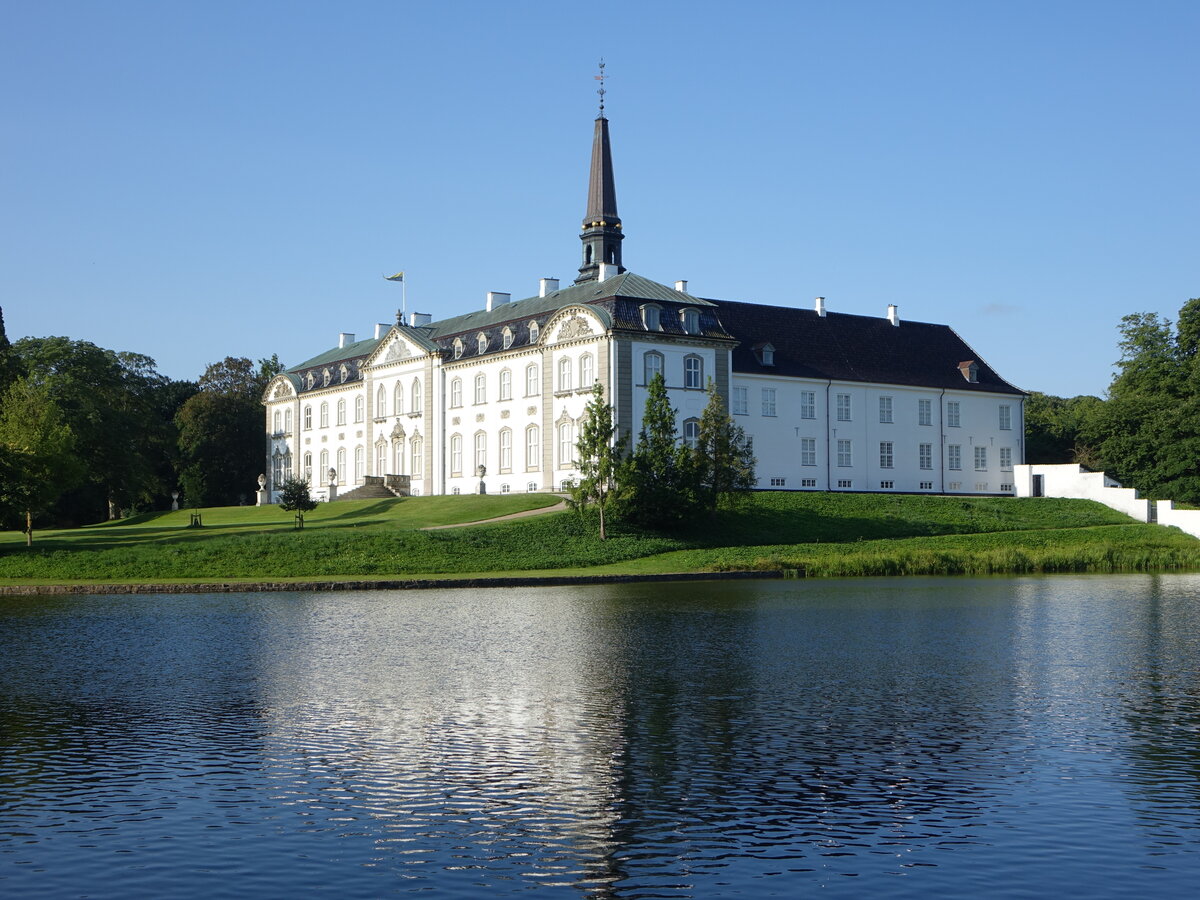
[1,492,1197,586]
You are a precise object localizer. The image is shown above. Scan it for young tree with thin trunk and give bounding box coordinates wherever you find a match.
[694,380,757,513]
[569,383,626,540]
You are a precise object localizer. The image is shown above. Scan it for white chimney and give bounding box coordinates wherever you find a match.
[539,277,560,297]
[338,332,355,348]
[814,297,826,317]
[598,262,618,281]
[374,322,390,339]
[887,304,900,326]
[411,312,432,327]
[486,291,511,312]
[675,280,688,293]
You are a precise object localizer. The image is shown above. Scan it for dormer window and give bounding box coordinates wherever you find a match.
[502,327,513,350]
[641,304,662,331]
[477,333,488,355]
[528,321,539,343]
[339,364,349,384]
[322,368,331,387]
[755,342,776,366]
[681,308,700,335]
[305,372,314,390]
[453,339,463,360]
[958,360,979,383]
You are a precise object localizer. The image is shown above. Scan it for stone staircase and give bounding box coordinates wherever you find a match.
[332,475,410,502]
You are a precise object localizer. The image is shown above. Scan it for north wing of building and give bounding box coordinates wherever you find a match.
[264,112,1024,500]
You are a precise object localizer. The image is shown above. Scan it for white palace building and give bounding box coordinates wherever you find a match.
[262,111,1025,501]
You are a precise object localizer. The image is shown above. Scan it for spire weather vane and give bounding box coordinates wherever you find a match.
[595,59,606,115]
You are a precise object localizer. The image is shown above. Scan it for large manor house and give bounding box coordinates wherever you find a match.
[263,108,1025,501]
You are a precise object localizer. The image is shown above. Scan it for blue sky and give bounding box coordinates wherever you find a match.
[3,0,1196,398]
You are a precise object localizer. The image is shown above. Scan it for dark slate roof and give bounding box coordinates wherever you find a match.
[288,336,380,373]
[715,300,1024,395]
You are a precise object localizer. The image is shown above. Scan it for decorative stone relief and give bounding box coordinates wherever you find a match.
[527,406,538,416]
[384,340,409,363]
[475,414,485,422]
[501,410,510,419]
[390,421,406,439]
[556,315,593,342]
[452,417,460,426]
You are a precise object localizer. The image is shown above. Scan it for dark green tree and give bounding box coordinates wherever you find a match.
[0,306,16,394]
[277,475,318,529]
[1024,392,1105,465]
[568,383,626,540]
[615,373,696,530]
[694,380,756,513]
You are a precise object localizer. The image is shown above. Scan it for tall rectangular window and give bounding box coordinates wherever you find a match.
[801,437,816,466]
[947,401,961,427]
[999,405,1012,430]
[581,354,594,388]
[684,356,703,389]
[879,441,894,469]
[474,374,486,404]
[526,364,539,397]
[918,398,932,426]
[1000,447,1013,471]
[526,426,539,470]
[837,439,852,467]
[800,391,816,419]
[558,422,574,467]
[975,446,988,471]
[499,369,512,400]
[919,442,933,470]
[836,393,852,421]
[762,389,776,416]
[475,432,487,471]
[732,387,748,415]
[948,444,962,470]
[500,429,512,471]
[879,396,893,424]
[450,435,462,475]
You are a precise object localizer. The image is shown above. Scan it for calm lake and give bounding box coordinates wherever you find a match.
[2,576,1199,898]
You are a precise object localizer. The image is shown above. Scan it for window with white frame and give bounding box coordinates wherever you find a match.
[948,481,961,491]
[272,452,282,486]
[641,304,661,331]
[526,364,539,396]
[527,482,538,492]
[879,396,893,424]
[837,479,853,489]
[1000,447,1013,471]
[304,405,312,430]
[683,418,700,449]
[837,439,853,467]
[880,480,894,489]
[284,409,292,433]
[474,373,486,404]
[303,452,312,483]
[354,446,364,483]
[999,405,1012,430]
[975,446,988,471]
[319,450,328,481]
[684,355,703,389]
[474,432,486,471]
[801,437,816,466]
[559,357,572,392]
[411,379,422,413]
[919,442,933,470]
[732,386,748,415]
[377,386,386,418]
[948,444,962,470]
[411,437,423,477]
[499,429,512,471]
[836,393,851,421]
[394,441,404,475]
[477,333,488,355]
[394,382,404,416]
[918,398,932,426]
[801,478,817,488]
[762,388,777,416]
[450,434,462,475]
[273,410,281,434]
[453,339,463,360]
[526,425,539,469]
[681,308,700,334]
[320,402,329,428]
[947,400,961,427]
[879,441,894,468]
[450,378,462,408]
[920,481,933,490]
[581,353,594,388]
[336,448,347,484]
[376,441,386,476]
[499,369,512,400]
[337,399,347,426]
[354,396,365,423]
[500,483,510,493]
[770,476,786,487]
[644,351,664,385]
[528,321,539,343]
[558,421,574,467]
[800,391,816,419]
[502,327,513,350]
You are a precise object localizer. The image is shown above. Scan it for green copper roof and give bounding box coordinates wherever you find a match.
[287,336,381,373]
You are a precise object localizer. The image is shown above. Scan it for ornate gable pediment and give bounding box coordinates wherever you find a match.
[271,381,293,401]
[547,307,602,344]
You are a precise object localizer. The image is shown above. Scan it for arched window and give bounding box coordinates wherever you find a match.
[453,339,463,360]
[394,440,405,475]
[304,405,312,430]
[644,351,664,385]
[354,445,364,483]
[336,398,347,426]
[339,364,349,384]
[354,395,365,423]
[684,355,703,389]
[411,379,422,413]
[502,327,513,350]
[273,410,281,433]
[319,450,329,481]
[526,364,539,396]
[376,440,387,476]
[499,369,512,400]
[683,418,700,450]
[320,402,329,428]
[282,451,292,477]
[641,304,662,331]
[450,434,463,475]
[559,357,572,392]
[580,353,594,388]
[283,408,292,433]
[411,435,424,477]
[499,428,512,471]
[681,308,700,335]
[394,382,404,416]
[558,421,575,468]
[303,452,312,483]
[477,333,488,355]
[528,321,539,343]
[376,385,387,417]
[474,372,486,404]
[526,425,540,470]
[474,431,487,472]
[322,368,331,387]
[450,378,463,408]
[336,447,347,484]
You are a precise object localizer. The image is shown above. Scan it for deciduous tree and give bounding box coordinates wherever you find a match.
[569,383,626,540]
[694,381,756,513]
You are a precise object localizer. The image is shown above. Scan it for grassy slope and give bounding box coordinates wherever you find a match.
[2,492,1198,584]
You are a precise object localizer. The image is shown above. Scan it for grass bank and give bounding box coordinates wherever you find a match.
[1,493,1197,586]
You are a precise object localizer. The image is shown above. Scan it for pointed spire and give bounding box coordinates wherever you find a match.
[576,62,625,283]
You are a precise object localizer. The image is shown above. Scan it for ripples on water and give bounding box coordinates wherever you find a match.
[2,576,1200,898]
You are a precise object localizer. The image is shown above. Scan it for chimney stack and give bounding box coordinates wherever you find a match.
[338,332,355,348]
[486,291,511,312]
[814,297,826,317]
[374,323,390,339]
[411,312,432,327]
[539,277,560,297]
[887,304,900,326]
[675,280,688,293]
[598,262,618,281]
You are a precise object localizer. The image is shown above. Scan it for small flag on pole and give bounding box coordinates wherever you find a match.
[385,272,405,282]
